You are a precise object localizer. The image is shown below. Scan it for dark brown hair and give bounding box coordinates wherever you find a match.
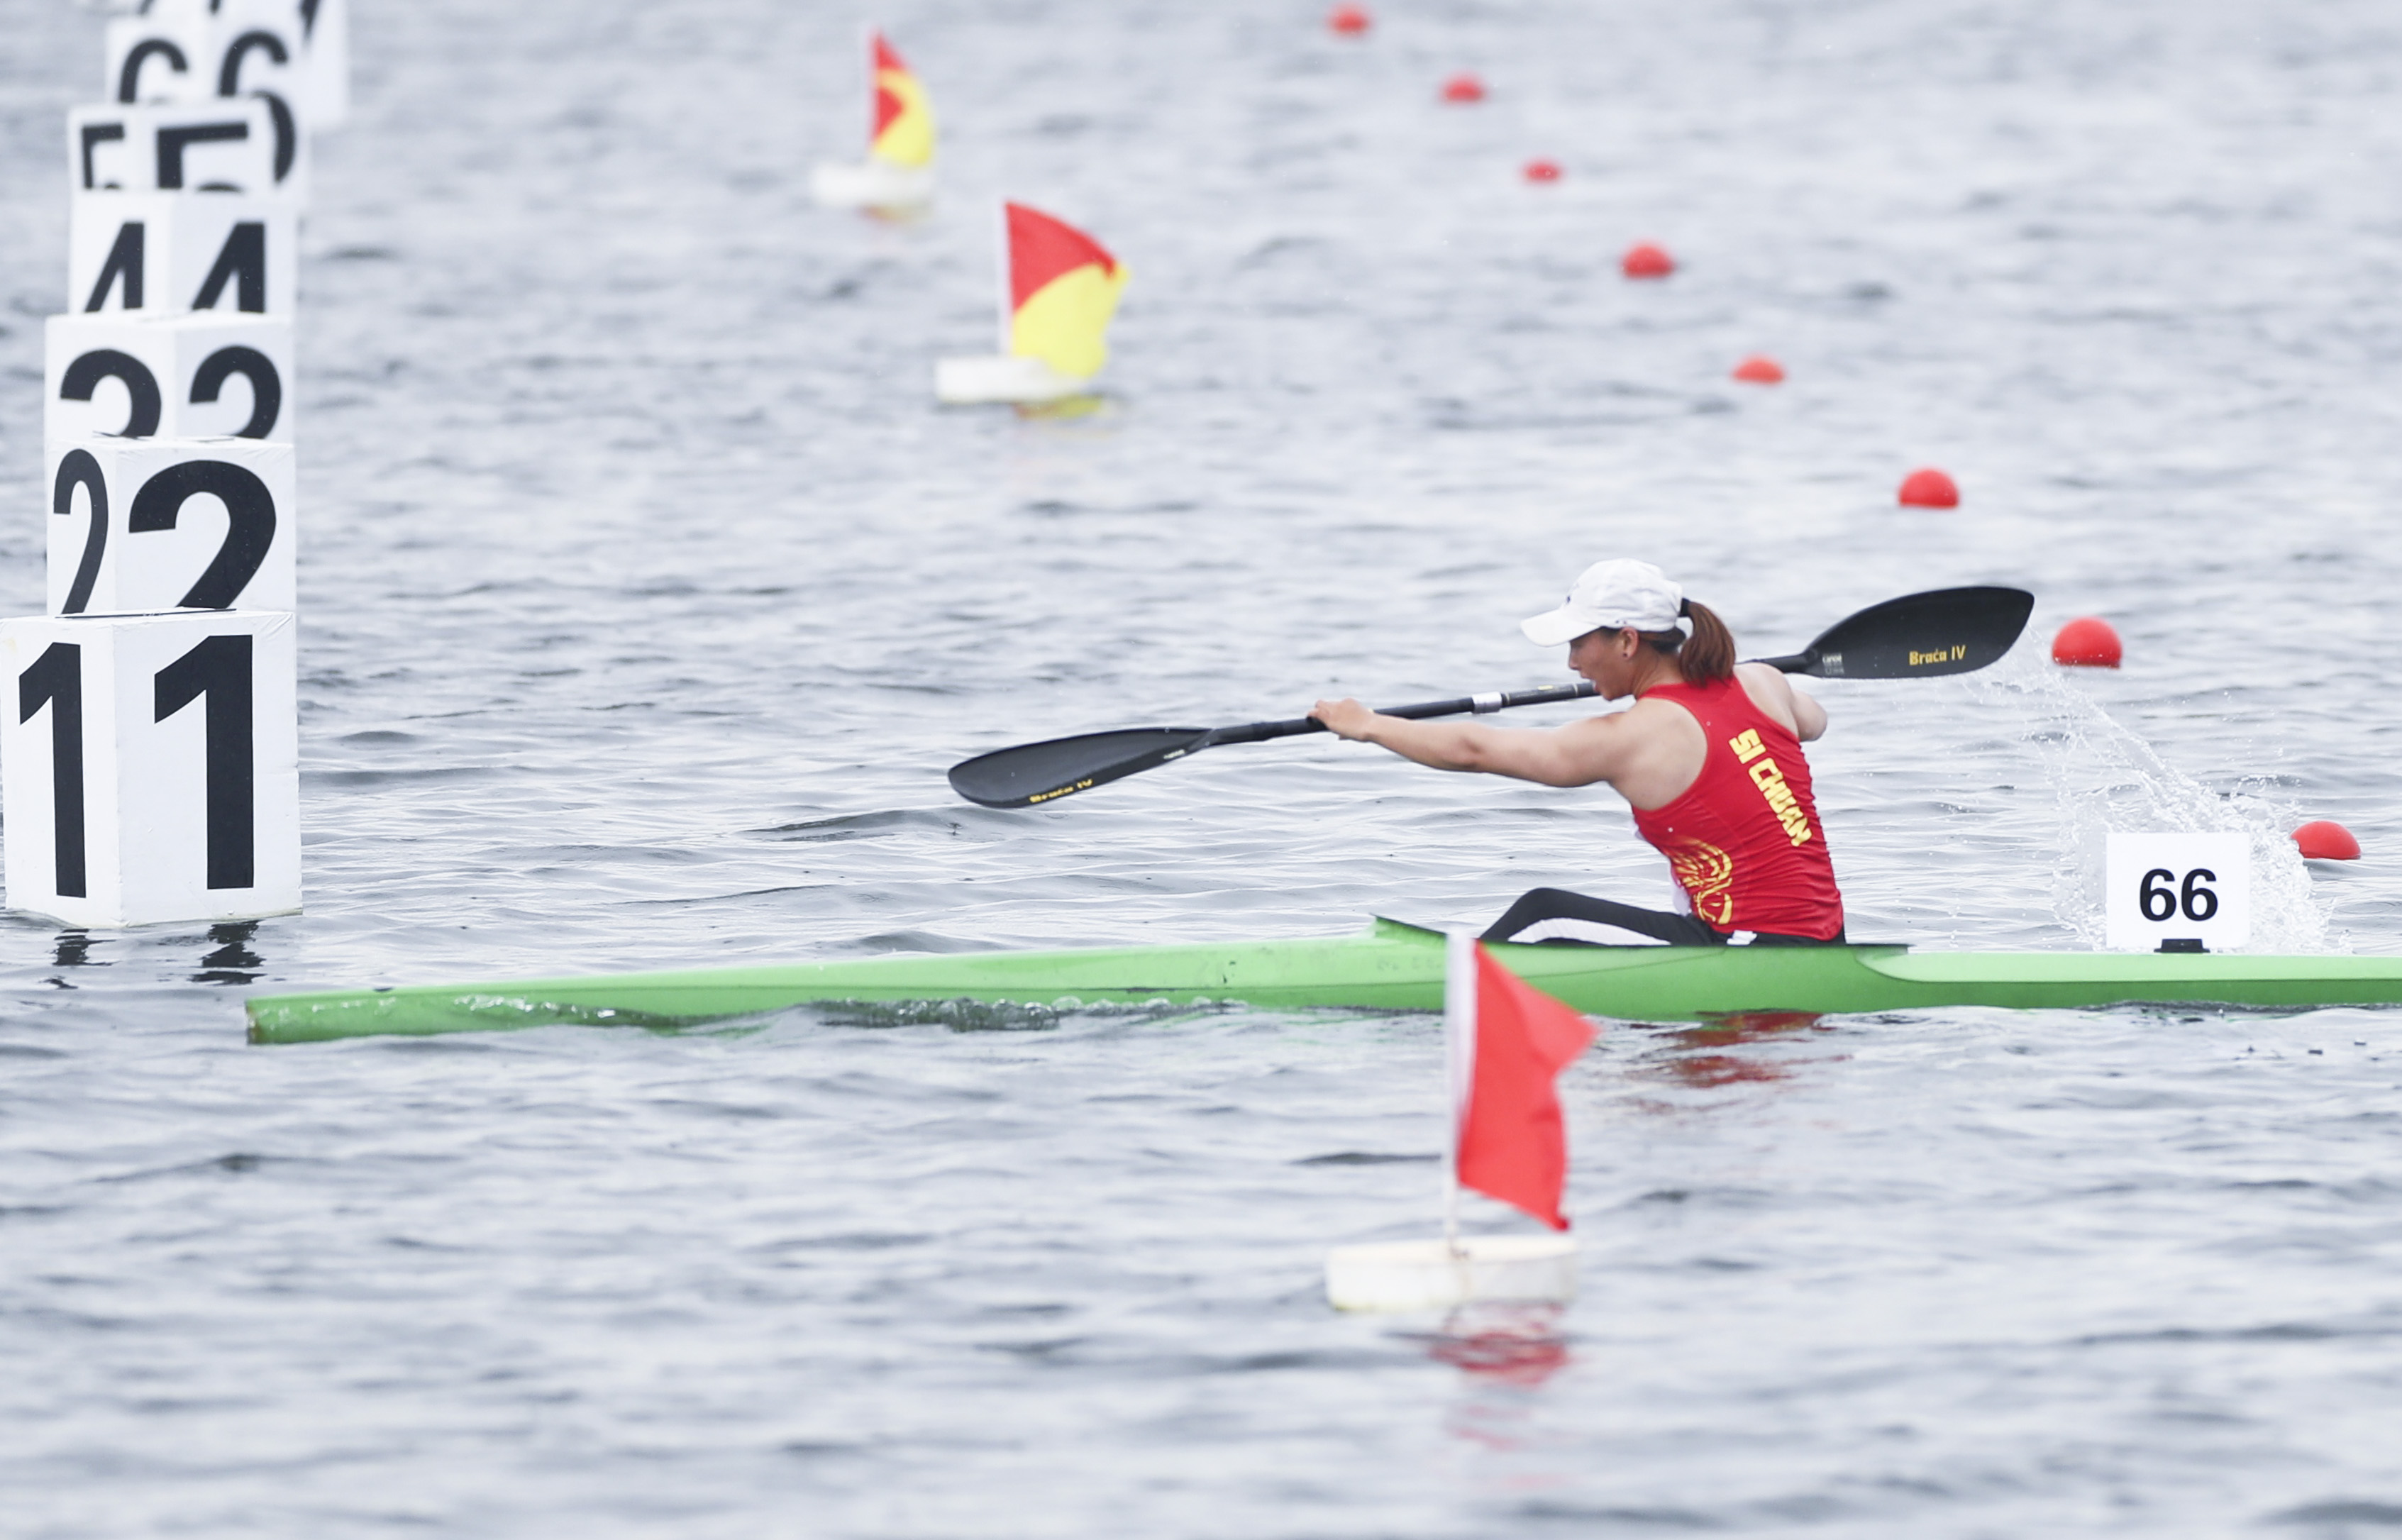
[1634,598,1735,684]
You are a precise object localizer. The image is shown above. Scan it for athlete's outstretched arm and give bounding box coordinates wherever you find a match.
[1308,699,1627,787]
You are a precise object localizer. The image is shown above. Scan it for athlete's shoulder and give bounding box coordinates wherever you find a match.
[1615,691,1711,753]
[1732,662,1803,725]
[1732,660,1793,697]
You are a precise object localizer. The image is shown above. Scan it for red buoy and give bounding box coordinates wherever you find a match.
[1441,72,1486,103]
[1622,242,1675,279]
[1732,355,1784,384]
[2294,821,2362,861]
[1522,158,1561,183]
[1328,4,1371,35]
[1898,467,1959,507]
[2050,616,2122,668]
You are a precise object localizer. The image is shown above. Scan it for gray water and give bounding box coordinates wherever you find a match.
[6,1,2402,1534]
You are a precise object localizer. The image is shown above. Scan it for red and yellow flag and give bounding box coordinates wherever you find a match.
[1004,202,1129,380]
[868,32,934,168]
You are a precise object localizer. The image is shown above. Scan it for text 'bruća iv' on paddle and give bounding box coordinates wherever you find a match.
[946,585,2034,809]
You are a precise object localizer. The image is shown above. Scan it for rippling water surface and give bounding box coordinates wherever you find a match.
[6,1,2402,1534]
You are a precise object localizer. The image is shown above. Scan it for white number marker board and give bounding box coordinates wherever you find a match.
[45,312,292,445]
[1,610,299,929]
[104,4,309,136]
[68,99,305,204]
[301,0,352,129]
[2104,833,2251,951]
[124,0,348,131]
[46,438,296,616]
[69,194,295,317]
[104,13,205,106]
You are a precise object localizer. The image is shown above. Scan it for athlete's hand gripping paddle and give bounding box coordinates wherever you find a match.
[946,585,2034,809]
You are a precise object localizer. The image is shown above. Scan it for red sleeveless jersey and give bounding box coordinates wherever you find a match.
[1627,677,1845,939]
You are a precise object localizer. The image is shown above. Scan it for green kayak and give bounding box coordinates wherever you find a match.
[244,919,2402,1045]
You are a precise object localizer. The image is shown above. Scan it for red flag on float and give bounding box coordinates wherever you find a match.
[1446,933,1598,1233]
[1322,934,1595,1310]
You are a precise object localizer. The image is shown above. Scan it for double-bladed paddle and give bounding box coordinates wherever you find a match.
[947,585,2034,809]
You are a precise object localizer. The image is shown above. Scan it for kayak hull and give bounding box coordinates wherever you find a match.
[244,919,2402,1045]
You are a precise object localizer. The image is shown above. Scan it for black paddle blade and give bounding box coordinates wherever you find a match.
[947,727,1213,808]
[1794,586,2034,679]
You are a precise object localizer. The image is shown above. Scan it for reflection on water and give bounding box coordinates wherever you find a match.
[1012,394,1109,421]
[1632,1012,1839,1091]
[45,929,104,989]
[1408,1302,1573,1388]
[191,921,265,986]
[1408,1302,1574,1453]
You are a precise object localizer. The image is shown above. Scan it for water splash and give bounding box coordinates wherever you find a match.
[1965,658,2335,954]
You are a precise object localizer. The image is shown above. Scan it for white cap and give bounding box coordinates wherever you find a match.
[1520,559,1685,646]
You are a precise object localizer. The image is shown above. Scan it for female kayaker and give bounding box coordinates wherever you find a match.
[1309,558,1847,946]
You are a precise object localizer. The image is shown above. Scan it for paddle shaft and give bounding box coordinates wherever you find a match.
[1200,680,1600,748]
[1199,653,1839,746]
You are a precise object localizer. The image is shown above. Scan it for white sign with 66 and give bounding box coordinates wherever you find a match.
[2104,833,2251,952]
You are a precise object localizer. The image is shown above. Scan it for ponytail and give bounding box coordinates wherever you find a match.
[1634,597,1736,684]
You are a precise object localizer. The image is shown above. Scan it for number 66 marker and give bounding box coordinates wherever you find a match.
[2103,832,2252,952]
[1,610,299,929]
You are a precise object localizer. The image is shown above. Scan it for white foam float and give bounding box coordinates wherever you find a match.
[1326,1234,1578,1313]
[809,159,933,212]
[932,353,1088,406]
[935,201,1129,406]
[811,30,934,212]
